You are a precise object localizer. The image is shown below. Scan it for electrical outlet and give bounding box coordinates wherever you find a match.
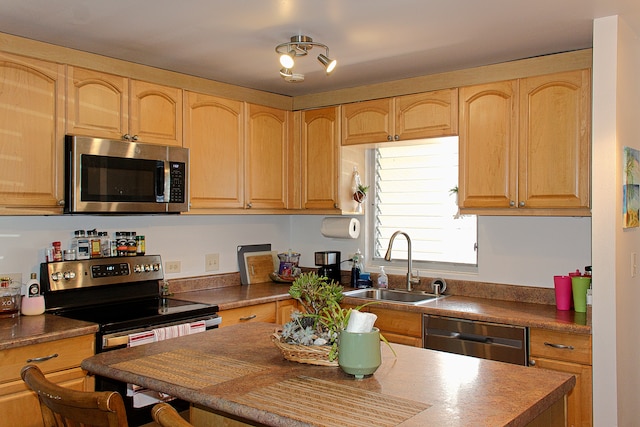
[165,261,181,274]
[205,253,219,272]
[632,252,637,278]
[0,273,22,286]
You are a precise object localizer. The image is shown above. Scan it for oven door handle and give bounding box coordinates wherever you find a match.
[103,335,130,350]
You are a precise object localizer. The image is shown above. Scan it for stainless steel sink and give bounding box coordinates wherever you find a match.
[343,288,447,305]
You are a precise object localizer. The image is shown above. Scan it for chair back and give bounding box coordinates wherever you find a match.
[20,364,129,427]
[151,403,193,427]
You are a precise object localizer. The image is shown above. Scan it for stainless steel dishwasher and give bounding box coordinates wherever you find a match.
[423,314,528,365]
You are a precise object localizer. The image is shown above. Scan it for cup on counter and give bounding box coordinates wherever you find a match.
[553,275,572,311]
[571,276,591,313]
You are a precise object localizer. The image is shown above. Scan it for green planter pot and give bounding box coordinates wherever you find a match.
[338,328,381,379]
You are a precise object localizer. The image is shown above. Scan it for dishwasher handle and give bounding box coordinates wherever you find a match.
[436,331,493,344]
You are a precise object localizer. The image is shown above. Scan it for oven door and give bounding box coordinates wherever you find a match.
[95,315,220,426]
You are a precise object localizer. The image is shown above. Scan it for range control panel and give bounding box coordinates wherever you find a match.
[41,255,163,292]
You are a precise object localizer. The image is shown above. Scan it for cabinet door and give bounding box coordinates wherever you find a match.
[458,80,518,209]
[276,299,298,325]
[395,89,458,140]
[66,67,129,140]
[301,107,340,210]
[342,98,392,145]
[245,104,289,210]
[531,357,592,427]
[184,91,244,209]
[0,368,91,427]
[0,52,65,214]
[129,80,183,146]
[366,307,423,347]
[518,70,591,209]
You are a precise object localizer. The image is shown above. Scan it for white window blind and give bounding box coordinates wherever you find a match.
[371,137,477,266]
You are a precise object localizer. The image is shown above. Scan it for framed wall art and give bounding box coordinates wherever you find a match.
[623,146,640,228]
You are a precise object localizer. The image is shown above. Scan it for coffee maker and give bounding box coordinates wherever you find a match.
[315,251,341,284]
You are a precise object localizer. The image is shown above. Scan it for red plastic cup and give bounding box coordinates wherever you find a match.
[553,275,572,311]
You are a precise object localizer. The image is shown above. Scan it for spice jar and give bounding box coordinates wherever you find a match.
[116,232,128,257]
[88,229,101,258]
[127,232,137,256]
[52,241,63,262]
[136,235,145,256]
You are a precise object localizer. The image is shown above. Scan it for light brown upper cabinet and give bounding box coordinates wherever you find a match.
[245,104,291,210]
[342,89,458,145]
[184,91,244,210]
[300,107,340,210]
[0,52,65,214]
[67,67,183,146]
[458,69,591,216]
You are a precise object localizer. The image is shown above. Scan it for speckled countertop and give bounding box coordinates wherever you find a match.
[0,272,591,352]
[0,314,98,351]
[81,322,574,427]
[170,277,591,335]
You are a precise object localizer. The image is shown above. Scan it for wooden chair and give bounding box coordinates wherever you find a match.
[20,364,129,427]
[151,403,193,427]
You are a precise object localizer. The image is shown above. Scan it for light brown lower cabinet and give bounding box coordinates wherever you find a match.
[218,302,277,327]
[529,328,592,427]
[343,305,423,347]
[276,299,298,325]
[0,334,95,427]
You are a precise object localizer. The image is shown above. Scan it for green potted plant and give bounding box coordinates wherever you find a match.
[353,184,369,203]
[276,272,395,364]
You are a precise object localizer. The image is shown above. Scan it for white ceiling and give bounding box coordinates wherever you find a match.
[2,0,640,97]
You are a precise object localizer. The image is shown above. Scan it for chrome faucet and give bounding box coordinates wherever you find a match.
[384,230,419,291]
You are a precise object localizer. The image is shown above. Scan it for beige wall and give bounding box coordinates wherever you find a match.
[592,15,640,426]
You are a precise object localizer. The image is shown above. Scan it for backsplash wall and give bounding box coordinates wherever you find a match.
[0,214,591,289]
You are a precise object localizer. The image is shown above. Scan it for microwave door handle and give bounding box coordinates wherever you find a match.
[156,161,168,202]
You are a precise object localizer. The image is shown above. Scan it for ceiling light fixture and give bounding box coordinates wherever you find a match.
[275,35,337,80]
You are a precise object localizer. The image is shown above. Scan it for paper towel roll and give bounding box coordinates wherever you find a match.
[321,217,360,239]
[346,310,377,333]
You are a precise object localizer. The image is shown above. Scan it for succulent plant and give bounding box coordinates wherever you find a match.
[281,272,395,361]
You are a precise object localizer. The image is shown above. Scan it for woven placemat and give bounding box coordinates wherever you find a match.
[112,348,267,390]
[233,375,430,427]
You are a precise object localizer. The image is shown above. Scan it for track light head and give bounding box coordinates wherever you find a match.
[279,50,295,69]
[279,68,293,78]
[318,53,337,74]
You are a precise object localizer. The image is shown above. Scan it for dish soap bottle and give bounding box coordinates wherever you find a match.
[377,266,388,289]
[350,249,363,287]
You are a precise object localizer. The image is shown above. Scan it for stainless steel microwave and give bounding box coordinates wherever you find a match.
[64,135,189,214]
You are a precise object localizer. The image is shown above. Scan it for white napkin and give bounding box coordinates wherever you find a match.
[345,310,377,333]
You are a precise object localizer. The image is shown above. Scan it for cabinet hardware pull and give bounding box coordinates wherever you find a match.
[26,353,59,363]
[544,342,574,350]
[239,314,257,321]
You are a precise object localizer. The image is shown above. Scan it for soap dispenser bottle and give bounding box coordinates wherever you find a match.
[377,266,388,289]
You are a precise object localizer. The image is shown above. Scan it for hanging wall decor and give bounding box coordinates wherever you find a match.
[623,146,640,228]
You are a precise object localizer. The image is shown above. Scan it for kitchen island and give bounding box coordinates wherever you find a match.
[81,322,574,427]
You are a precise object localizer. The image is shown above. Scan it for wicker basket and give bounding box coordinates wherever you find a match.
[271,332,338,367]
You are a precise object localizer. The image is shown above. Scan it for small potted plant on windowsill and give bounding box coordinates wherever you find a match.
[353,184,369,203]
